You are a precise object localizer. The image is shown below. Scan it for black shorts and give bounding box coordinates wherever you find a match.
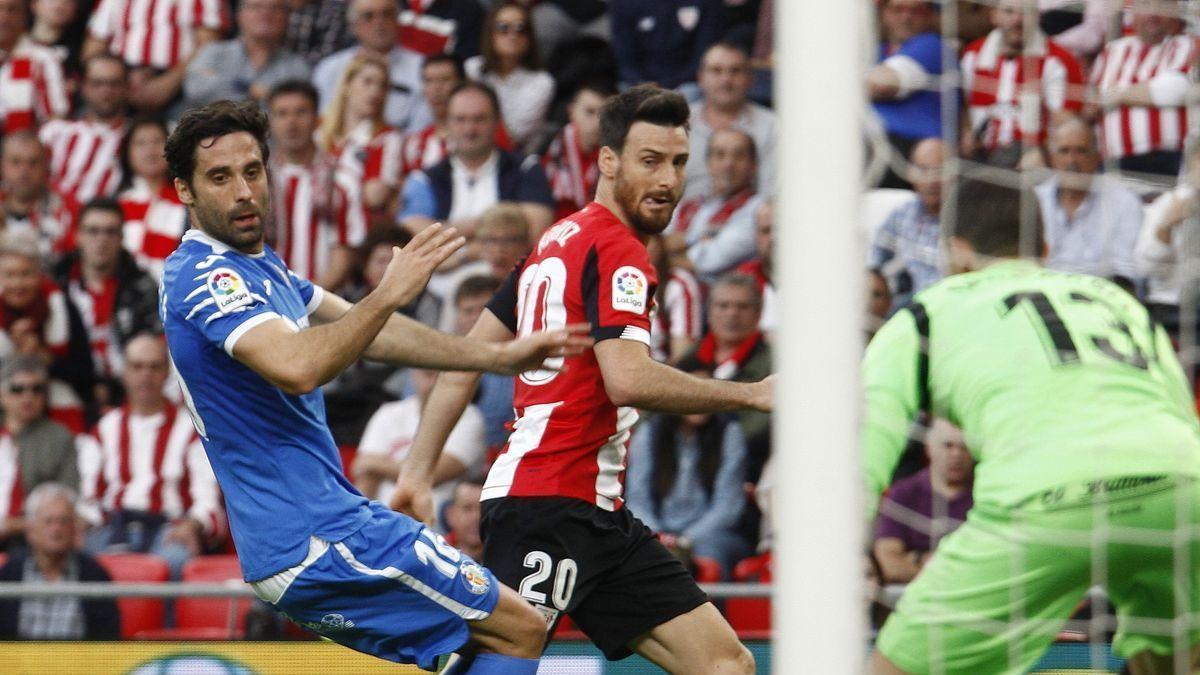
[480,496,709,660]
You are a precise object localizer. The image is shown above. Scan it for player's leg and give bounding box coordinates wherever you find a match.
[874,503,1090,674]
[1106,477,1200,675]
[627,602,754,674]
[459,584,548,659]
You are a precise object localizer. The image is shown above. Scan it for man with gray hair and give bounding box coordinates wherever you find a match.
[311,0,431,131]
[1035,116,1144,291]
[0,482,118,639]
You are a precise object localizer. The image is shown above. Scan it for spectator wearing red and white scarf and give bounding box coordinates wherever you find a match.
[0,132,78,262]
[398,0,485,62]
[52,199,161,409]
[78,335,224,579]
[960,0,1085,167]
[115,117,187,280]
[0,234,91,430]
[1091,0,1196,176]
[669,127,762,284]
[318,53,404,287]
[0,0,69,135]
[542,83,611,221]
[39,54,129,207]
[81,0,226,113]
[267,80,351,288]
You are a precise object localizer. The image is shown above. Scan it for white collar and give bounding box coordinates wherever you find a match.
[976,28,1047,70]
[450,151,499,179]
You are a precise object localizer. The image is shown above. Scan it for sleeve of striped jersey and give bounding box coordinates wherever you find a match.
[184,438,223,536]
[198,0,230,31]
[172,258,281,356]
[86,0,117,40]
[484,262,521,334]
[665,273,703,339]
[35,55,69,120]
[44,289,71,356]
[861,308,923,521]
[582,237,657,346]
[75,434,105,527]
[1043,51,1086,112]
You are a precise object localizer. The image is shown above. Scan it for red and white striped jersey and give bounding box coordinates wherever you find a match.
[40,118,125,205]
[0,37,70,134]
[268,152,349,282]
[0,187,79,260]
[1091,34,1197,159]
[401,124,448,177]
[542,122,601,221]
[0,434,22,520]
[62,265,120,378]
[117,178,187,280]
[961,30,1085,150]
[649,267,703,363]
[86,0,228,70]
[483,202,659,510]
[332,121,404,247]
[77,404,223,535]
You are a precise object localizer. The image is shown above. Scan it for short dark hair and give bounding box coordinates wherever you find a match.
[359,222,413,264]
[447,81,501,119]
[267,79,320,110]
[572,80,617,104]
[599,83,690,153]
[166,100,270,186]
[455,275,502,305]
[947,177,1043,258]
[423,53,465,80]
[78,196,124,225]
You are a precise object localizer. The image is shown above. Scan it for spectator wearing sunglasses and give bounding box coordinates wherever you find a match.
[0,357,80,506]
[465,1,554,151]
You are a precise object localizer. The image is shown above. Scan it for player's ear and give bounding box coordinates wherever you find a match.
[174,177,194,206]
[598,146,619,180]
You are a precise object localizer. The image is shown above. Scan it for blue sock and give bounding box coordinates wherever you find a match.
[463,653,539,674]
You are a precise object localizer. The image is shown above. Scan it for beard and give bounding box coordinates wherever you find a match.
[614,172,680,236]
[190,191,269,253]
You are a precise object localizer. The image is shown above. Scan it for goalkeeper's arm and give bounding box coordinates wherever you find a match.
[390,309,514,523]
[862,308,925,521]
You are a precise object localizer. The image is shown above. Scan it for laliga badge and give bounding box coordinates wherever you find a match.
[207,268,253,314]
[611,266,648,314]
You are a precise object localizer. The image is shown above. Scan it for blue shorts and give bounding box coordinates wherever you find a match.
[250,503,500,670]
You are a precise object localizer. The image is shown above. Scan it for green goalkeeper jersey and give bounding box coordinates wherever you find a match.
[863,259,1200,515]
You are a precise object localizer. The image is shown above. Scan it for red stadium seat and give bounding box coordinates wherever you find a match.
[138,555,251,640]
[96,553,170,639]
[726,552,772,639]
[692,556,724,583]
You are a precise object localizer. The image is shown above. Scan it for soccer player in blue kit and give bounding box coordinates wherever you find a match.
[159,100,590,673]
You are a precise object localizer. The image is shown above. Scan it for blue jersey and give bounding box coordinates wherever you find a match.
[161,229,371,581]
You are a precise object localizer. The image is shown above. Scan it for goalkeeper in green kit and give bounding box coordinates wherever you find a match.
[864,179,1200,675]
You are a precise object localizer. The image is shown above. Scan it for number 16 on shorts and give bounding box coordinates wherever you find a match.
[519,551,577,627]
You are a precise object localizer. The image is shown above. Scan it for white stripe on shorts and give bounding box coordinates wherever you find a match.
[332,542,491,621]
[251,536,331,604]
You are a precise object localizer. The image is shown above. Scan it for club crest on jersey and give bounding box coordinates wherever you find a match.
[460,561,491,595]
[612,266,648,314]
[207,268,252,313]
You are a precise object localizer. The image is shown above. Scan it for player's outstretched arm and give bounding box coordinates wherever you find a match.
[232,225,466,394]
[390,309,517,524]
[593,339,773,415]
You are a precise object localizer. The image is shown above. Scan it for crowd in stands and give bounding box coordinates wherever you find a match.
[0,0,782,637]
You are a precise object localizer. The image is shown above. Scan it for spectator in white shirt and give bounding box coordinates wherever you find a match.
[351,368,486,511]
[1034,116,1143,290]
[465,1,554,151]
[1136,135,1200,331]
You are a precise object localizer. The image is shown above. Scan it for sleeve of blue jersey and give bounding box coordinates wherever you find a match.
[287,269,325,315]
[170,256,285,357]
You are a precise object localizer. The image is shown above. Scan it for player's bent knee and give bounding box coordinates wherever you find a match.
[469,589,546,660]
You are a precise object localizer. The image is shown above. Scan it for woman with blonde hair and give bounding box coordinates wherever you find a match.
[318,53,404,247]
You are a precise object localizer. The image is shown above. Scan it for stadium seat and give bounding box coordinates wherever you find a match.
[692,556,724,583]
[725,552,772,639]
[96,553,170,639]
[137,555,251,640]
[0,552,7,569]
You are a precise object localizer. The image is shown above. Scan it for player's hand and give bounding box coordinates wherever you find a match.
[390,477,436,527]
[748,374,775,412]
[374,223,465,310]
[493,323,594,375]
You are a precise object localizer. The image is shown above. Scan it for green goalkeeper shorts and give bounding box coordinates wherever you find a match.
[876,475,1200,674]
